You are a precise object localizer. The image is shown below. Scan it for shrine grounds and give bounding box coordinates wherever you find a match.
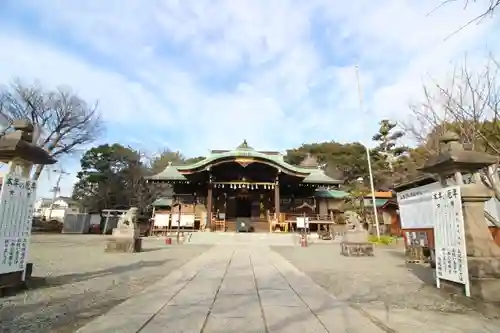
[0,235,211,333]
[1,234,500,333]
[274,244,500,332]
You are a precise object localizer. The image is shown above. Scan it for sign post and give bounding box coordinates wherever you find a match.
[0,174,37,280]
[431,186,470,297]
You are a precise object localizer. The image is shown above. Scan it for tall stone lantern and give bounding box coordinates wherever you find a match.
[0,120,56,292]
[0,120,56,175]
[421,131,500,301]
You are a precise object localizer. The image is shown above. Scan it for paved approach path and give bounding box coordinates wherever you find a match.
[76,246,386,333]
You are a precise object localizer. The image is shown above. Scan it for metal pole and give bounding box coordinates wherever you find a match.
[355,65,381,240]
[176,199,181,244]
[47,169,69,220]
[103,211,110,235]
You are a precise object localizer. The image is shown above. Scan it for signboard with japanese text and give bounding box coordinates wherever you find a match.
[171,213,195,227]
[0,174,37,277]
[397,182,442,229]
[296,217,309,229]
[153,214,170,228]
[397,174,500,228]
[431,186,471,297]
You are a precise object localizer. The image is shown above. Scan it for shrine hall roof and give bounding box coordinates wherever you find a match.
[147,140,342,185]
[301,168,340,184]
[148,162,187,181]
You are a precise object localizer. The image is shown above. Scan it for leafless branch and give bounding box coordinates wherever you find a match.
[0,79,104,180]
[404,54,500,201]
[428,1,500,40]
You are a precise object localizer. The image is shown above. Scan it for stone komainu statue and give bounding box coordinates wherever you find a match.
[116,207,139,229]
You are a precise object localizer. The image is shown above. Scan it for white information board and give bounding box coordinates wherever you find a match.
[296,217,309,228]
[398,178,499,228]
[171,214,195,227]
[397,182,442,229]
[153,214,170,228]
[0,174,37,277]
[431,186,470,297]
[398,192,435,229]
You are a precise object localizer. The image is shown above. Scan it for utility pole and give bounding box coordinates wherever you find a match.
[47,168,70,220]
[355,65,381,240]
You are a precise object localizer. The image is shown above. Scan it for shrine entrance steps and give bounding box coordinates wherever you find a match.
[187,232,297,246]
[224,220,269,232]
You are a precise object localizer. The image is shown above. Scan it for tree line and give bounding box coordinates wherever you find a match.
[1,43,499,213]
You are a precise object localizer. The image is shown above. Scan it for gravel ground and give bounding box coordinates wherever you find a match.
[273,243,497,315]
[0,234,210,333]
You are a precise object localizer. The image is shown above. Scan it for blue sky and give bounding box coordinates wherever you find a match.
[0,0,499,198]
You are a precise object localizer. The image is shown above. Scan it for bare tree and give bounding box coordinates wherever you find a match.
[402,55,500,223]
[404,56,500,153]
[433,0,500,39]
[439,0,500,20]
[0,79,103,180]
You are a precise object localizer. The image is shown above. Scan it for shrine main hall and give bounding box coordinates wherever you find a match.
[147,141,346,232]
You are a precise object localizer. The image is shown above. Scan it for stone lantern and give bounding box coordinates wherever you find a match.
[421,131,497,186]
[0,120,56,292]
[0,120,56,174]
[421,131,500,301]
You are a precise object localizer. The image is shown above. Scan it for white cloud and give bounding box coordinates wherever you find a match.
[0,0,499,197]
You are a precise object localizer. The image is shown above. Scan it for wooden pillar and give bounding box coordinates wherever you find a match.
[274,177,280,219]
[206,183,213,230]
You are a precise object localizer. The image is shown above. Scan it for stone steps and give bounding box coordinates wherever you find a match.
[186,231,341,246]
[187,232,298,246]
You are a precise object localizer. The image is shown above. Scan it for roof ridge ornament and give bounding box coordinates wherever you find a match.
[237,139,254,150]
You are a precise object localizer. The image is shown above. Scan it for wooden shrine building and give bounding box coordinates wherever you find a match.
[147,140,343,232]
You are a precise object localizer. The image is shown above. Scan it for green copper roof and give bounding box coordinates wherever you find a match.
[302,168,340,184]
[150,141,341,184]
[176,142,312,175]
[148,162,187,181]
[362,198,394,208]
[152,197,174,207]
[315,189,350,199]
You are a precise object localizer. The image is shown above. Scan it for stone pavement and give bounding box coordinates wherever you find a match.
[76,245,385,333]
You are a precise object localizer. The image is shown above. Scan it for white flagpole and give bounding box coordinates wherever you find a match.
[355,65,381,240]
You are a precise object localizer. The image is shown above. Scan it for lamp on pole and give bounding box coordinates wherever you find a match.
[172,195,182,244]
[355,65,381,240]
[47,168,70,220]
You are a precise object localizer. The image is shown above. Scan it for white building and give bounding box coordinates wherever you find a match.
[34,196,83,222]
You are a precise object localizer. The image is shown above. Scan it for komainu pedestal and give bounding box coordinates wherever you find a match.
[340,222,374,257]
[105,208,142,253]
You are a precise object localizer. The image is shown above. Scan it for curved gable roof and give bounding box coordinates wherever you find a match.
[148,162,187,181]
[176,141,309,175]
[148,141,342,184]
